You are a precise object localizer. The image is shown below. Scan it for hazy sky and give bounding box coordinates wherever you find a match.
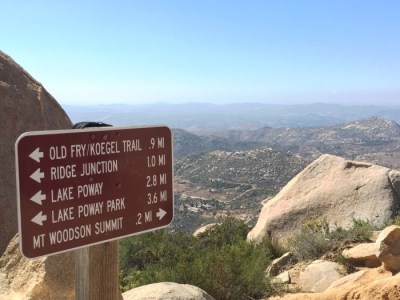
[2,1,399,106]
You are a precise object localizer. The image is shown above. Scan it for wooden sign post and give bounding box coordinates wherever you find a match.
[73,122,121,300]
[76,241,120,299]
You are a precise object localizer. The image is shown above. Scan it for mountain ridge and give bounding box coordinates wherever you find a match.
[63,103,400,132]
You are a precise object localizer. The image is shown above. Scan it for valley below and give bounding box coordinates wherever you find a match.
[169,116,400,233]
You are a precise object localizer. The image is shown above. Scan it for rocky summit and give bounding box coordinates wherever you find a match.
[1,50,400,300]
[0,51,72,255]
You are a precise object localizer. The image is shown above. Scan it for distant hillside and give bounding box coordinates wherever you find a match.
[227,117,400,143]
[172,147,306,232]
[176,148,305,205]
[176,147,305,191]
[63,103,400,133]
[171,117,400,232]
[172,128,263,158]
[223,117,400,169]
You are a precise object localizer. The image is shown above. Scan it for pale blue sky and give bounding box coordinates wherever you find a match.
[2,1,399,105]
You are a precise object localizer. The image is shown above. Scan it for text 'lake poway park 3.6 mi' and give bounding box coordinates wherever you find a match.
[15,125,174,259]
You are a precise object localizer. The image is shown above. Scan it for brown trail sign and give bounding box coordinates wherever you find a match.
[15,125,174,259]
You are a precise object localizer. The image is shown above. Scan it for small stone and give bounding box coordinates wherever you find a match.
[266,252,295,277]
[297,260,343,292]
[272,271,290,284]
[375,225,400,273]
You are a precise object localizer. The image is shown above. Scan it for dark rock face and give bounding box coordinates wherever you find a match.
[0,51,72,255]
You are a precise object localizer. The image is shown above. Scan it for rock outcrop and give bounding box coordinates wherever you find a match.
[342,243,381,268]
[269,224,400,299]
[248,154,400,242]
[0,235,75,299]
[375,225,400,273]
[0,51,72,254]
[270,268,400,300]
[122,282,215,300]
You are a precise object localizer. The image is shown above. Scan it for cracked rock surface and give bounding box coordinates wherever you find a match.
[0,51,72,255]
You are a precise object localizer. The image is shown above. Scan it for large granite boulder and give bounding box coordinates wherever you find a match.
[248,154,400,242]
[0,51,72,254]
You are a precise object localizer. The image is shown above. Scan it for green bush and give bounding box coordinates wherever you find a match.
[208,180,240,189]
[196,217,249,247]
[258,235,287,259]
[328,218,376,242]
[238,184,253,192]
[335,253,356,274]
[286,225,332,260]
[119,217,282,299]
[387,216,400,226]
[286,218,377,261]
[384,212,400,227]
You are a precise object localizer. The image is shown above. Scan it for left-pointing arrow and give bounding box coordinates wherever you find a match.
[31,211,47,226]
[29,147,44,163]
[30,168,44,183]
[30,190,46,205]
